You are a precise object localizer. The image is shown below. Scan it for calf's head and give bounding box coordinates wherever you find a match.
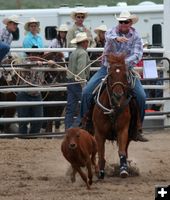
[66,128,81,150]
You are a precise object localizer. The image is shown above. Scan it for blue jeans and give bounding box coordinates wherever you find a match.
[0,42,10,61]
[16,92,43,134]
[65,82,82,129]
[80,65,146,123]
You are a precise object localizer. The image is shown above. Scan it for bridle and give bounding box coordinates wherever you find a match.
[96,63,132,119]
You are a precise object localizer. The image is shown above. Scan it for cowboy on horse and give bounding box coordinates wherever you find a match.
[79,10,148,142]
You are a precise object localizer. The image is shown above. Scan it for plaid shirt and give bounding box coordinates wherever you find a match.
[0,27,13,46]
[102,26,143,68]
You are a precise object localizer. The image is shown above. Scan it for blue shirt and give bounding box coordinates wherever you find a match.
[102,26,143,68]
[23,32,43,48]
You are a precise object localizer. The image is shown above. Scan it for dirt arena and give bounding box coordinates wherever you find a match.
[0,129,169,200]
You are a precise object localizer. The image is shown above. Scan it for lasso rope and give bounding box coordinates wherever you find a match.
[10,56,85,87]
[10,54,104,87]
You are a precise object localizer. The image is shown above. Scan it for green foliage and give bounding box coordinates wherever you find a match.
[0,0,163,9]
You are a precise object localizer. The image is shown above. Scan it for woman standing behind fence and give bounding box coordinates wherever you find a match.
[49,24,68,48]
[23,17,43,48]
[48,24,68,59]
[90,24,107,76]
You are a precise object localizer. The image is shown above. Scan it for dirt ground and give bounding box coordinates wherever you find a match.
[0,129,170,200]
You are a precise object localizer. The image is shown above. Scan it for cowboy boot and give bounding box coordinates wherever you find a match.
[135,111,149,142]
[136,129,149,142]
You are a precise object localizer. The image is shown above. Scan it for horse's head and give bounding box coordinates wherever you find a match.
[106,53,129,106]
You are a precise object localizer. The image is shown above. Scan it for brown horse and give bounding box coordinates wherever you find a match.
[93,53,138,179]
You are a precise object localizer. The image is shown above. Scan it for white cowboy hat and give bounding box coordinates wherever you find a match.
[71,9,88,20]
[71,32,88,44]
[94,24,107,34]
[115,11,139,24]
[56,24,68,32]
[3,15,22,25]
[24,17,40,31]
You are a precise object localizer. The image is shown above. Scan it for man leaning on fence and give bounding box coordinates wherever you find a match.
[16,45,45,134]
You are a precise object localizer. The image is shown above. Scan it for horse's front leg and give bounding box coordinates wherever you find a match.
[117,127,129,178]
[95,133,106,179]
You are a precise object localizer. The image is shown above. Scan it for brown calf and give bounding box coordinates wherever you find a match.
[61,127,98,189]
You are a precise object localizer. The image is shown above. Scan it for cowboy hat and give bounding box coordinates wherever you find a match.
[24,17,40,31]
[3,15,21,25]
[115,11,138,24]
[71,9,88,20]
[94,24,107,34]
[71,32,88,44]
[56,24,68,32]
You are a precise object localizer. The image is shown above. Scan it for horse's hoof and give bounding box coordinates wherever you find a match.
[98,170,105,179]
[120,169,129,178]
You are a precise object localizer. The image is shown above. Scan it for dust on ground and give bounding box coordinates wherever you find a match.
[0,129,169,200]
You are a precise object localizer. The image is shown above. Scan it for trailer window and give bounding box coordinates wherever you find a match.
[152,24,162,47]
[12,27,19,41]
[45,26,57,40]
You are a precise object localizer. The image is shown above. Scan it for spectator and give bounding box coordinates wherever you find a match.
[0,15,21,61]
[16,46,45,134]
[65,32,91,130]
[94,24,107,47]
[90,24,107,73]
[23,17,43,48]
[49,24,68,48]
[48,24,68,59]
[0,15,21,46]
[67,9,95,48]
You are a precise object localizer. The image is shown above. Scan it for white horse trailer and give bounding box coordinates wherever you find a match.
[0,2,163,48]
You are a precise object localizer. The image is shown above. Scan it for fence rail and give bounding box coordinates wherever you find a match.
[0,48,170,131]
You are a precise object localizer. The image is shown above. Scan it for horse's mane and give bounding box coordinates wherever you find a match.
[106,53,127,76]
[107,53,126,65]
